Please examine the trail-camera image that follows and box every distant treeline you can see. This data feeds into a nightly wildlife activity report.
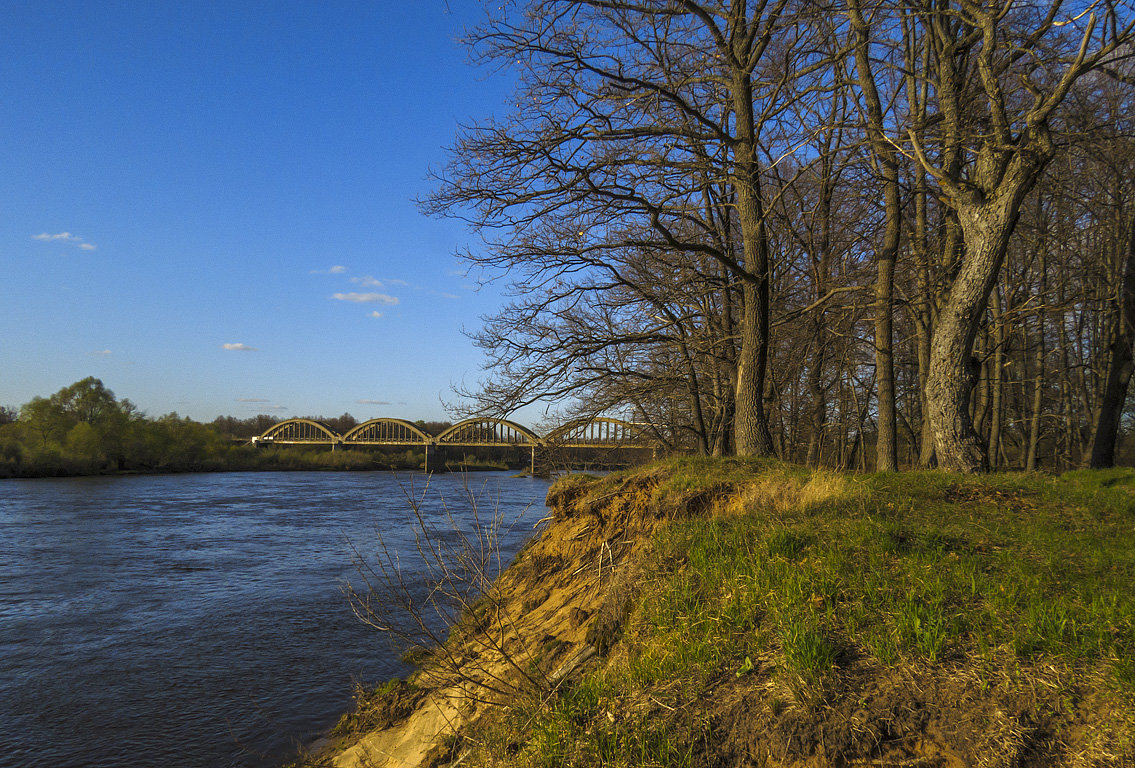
[0,377,479,479]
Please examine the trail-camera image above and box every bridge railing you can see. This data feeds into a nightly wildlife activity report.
[341,418,431,445]
[251,415,656,450]
[253,418,340,444]
[435,418,541,447]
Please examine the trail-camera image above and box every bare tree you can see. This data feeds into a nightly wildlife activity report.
[429,0,839,457]
[847,0,904,470]
[908,0,1133,471]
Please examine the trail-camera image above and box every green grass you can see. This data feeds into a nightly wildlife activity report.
[472,461,1135,766]
[511,673,703,768]
[629,466,1135,691]
[569,461,1133,698]
[549,455,811,518]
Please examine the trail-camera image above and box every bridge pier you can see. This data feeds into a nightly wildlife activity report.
[423,444,448,473]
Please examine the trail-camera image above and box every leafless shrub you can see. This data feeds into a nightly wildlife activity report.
[342,474,550,706]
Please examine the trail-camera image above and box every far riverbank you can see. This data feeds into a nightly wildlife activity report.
[0,445,528,480]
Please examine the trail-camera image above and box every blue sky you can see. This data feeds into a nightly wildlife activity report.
[0,1,528,423]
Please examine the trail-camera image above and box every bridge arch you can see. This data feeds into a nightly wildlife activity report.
[342,418,432,445]
[435,418,541,446]
[255,418,341,443]
[544,417,652,447]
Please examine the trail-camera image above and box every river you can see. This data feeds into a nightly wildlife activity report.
[0,470,552,768]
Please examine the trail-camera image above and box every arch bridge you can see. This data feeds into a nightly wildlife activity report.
[250,416,654,472]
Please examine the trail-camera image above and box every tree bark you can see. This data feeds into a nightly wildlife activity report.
[730,60,776,457]
[806,346,827,466]
[1022,236,1049,470]
[734,276,775,455]
[1026,301,1046,471]
[872,171,900,471]
[926,167,1036,472]
[913,193,937,468]
[912,0,1126,472]
[988,289,1005,468]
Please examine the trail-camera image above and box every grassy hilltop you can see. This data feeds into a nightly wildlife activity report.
[318,459,1135,768]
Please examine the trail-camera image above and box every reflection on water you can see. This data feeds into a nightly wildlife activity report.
[0,470,550,768]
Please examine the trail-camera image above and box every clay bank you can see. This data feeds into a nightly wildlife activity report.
[299,458,1135,768]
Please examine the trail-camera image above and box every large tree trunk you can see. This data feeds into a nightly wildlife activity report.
[1087,214,1135,467]
[909,0,1122,471]
[730,65,776,457]
[734,278,775,456]
[927,169,1036,472]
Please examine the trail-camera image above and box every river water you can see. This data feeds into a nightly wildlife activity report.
[0,470,552,768]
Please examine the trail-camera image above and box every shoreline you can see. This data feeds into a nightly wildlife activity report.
[299,459,1135,768]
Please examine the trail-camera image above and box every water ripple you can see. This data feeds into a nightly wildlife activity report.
[0,470,550,768]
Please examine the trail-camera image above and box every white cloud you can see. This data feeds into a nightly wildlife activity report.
[310,265,348,274]
[332,292,399,305]
[387,278,411,287]
[89,349,112,357]
[435,292,460,300]
[33,232,97,250]
[351,275,383,288]
[369,311,384,318]
[222,343,258,351]
[356,398,392,405]
[264,404,290,412]
[236,397,269,403]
